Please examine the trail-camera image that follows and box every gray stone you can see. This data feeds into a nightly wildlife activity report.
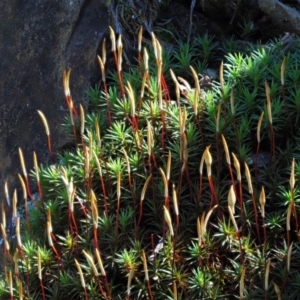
[258,0,300,34]
[0,0,109,199]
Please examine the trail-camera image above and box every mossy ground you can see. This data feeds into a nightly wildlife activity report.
[2,2,300,299]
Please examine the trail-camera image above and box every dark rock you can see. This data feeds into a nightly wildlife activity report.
[0,0,109,200]
[258,0,300,35]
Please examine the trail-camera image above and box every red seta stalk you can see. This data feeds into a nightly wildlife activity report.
[250,192,261,245]
[208,176,219,209]
[40,279,46,300]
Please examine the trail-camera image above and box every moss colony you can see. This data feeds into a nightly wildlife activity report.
[2,27,300,299]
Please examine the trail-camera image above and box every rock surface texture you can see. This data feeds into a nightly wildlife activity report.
[258,0,300,34]
[0,0,109,197]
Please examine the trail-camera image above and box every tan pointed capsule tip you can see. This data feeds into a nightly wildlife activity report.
[179,107,187,134]
[127,268,135,296]
[265,81,272,124]
[200,211,206,235]
[147,120,154,156]
[181,133,188,164]
[79,104,85,135]
[93,150,103,178]
[33,152,40,182]
[8,270,13,295]
[204,147,212,177]
[63,69,71,97]
[232,153,241,181]
[12,189,18,219]
[143,47,149,71]
[228,185,236,215]
[18,281,24,297]
[37,110,50,136]
[95,119,101,148]
[259,186,266,218]
[141,174,152,201]
[18,173,27,200]
[178,77,192,91]
[221,134,231,165]
[126,82,135,118]
[91,193,98,229]
[97,55,105,81]
[122,147,131,174]
[117,34,123,51]
[204,145,212,166]
[159,168,168,198]
[69,188,75,213]
[82,250,99,276]
[47,208,52,227]
[197,216,202,246]
[173,188,179,217]
[219,61,224,91]
[265,259,271,291]
[37,248,42,280]
[244,162,253,194]
[163,205,174,236]
[69,97,75,126]
[13,248,19,263]
[138,26,143,52]
[203,205,218,234]
[287,242,293,272]
[118,48,123,72]
[15,217,22,248]
[2,203,6,229]
[170,69,178,84]
[60,172,69,189]
[1,223,9,250]
[102,38,106,65]
[74,259,86,288]
[151,32,157,59]
[140,74,147,100]
[190,65,200,94]
[273,281,281,295]
[265,81,270,96]
[290,158,295,191]
[4,181,10,207]
[257,111,264,143]
[166,150,172,181]
[47,221,53,247]
[141,250,149,281]
[117,171,121,200]
[199,150,206,175]
[18,148,27,178]
[108,26,116,52]
[189,66,200,115]
[97,55,104,69]
[95,248,106,276]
